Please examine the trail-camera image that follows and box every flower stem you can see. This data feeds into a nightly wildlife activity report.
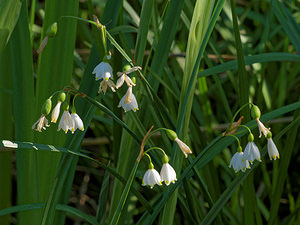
[143,147,166,156]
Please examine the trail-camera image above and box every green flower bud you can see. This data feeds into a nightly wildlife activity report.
[57,91,66,102]
[267,131,272,139]
[166,129,178,141]
[41,98,52,115]
[248,133,254,142]
[162,154,169,164]
[149,162,154,170]
[62,101,69,111]
[237,145,243,153]
[123,64,131,72]
[46,22,58,38]
[251,105,261,119]
[131,76,136,84]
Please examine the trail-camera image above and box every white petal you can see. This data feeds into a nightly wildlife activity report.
[124,75,136,87]
[51,101,62,123]
[116,74,125,89]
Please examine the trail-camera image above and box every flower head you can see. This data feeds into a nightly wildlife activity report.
[267,132,280,160]
[32,98,52,132]
[70,113,84,133]
[58,110,73,133]
[116,74,136,89]
[256,119,270,138]
[118,86,139,112]
[229,151,250,173]
[142,163,162,189]
[160,163,177,185]
[51,101,62,123]
[32,114,50,132]
[174,138,192,158]
[99,80,116,94]
[92,62,113,81]
[243,133,261,164]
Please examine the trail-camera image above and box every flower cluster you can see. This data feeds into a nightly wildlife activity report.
[92,57,140,113]
[32,91,84,134]
[142,154,177,189]
[228,105,280,173]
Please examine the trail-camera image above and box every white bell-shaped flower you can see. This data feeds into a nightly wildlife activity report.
[229,151,250,173]
[267,132,280,160]
[118,86,139,112]
[160,163,177,185]
[58,110,73,133]
[92,62,113,81]
[51,101,62,123]
[244,142,261,164]
[142,163,162,189]
[70,113,84,133]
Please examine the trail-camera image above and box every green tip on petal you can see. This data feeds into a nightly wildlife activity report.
[105,77,109,81]
[166,181,169,184]
[242,158,245,162]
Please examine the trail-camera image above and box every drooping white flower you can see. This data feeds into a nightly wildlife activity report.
[256,119,270,138]
[70,113,84,133]
[99,80,116,94]
[142,166,162,189]
[58,110,73,133]
[32,114,50,132]
[160,163,177,185]
[51,101,62,123]
[51,92,66,123]
[267,133,280,160]
[92,62,113,81]
[116,74,136,89]
[229,152,250,173]
[118,87,139,112]
[174,138,192,158]
[244,142,261,164]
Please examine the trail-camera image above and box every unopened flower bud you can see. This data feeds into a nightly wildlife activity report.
[248,133,254,142]
[251,105,261,119]
[57,91,66,102]
[41,98,52,115]
[166,129,177,141]
[131,76,136,84]
[46,22,58,38]
[123,64,131,72]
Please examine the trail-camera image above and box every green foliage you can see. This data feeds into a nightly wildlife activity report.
[0,0,299,225]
